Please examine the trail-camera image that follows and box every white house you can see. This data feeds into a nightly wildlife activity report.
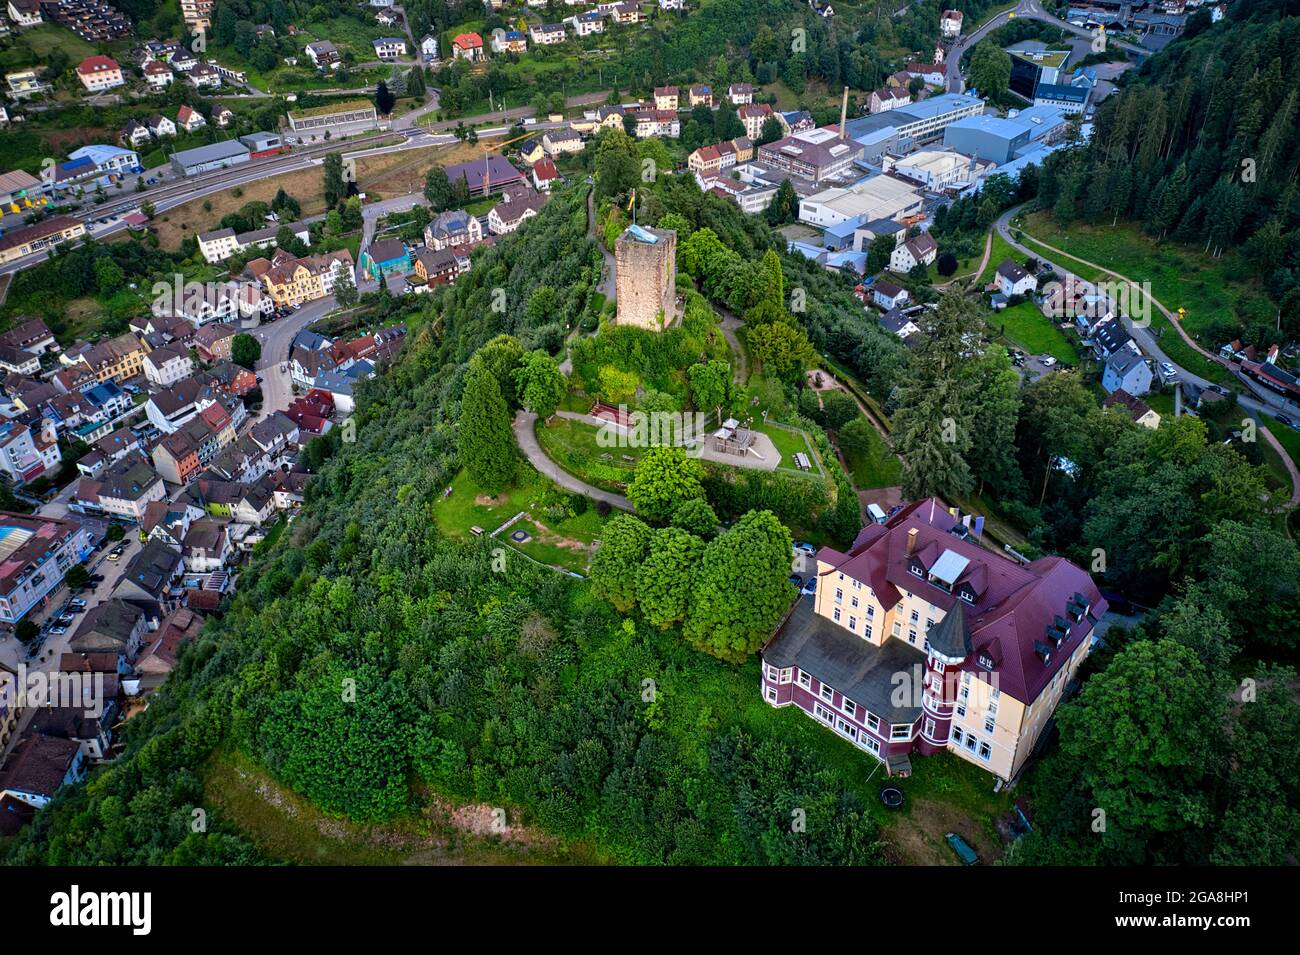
[143,60,173,88]
[530,23,567,45]
[142,343,196,387]
[890,233,938,273]
[940,9,963,39]
[995,260,1037,298]
[871,281,910,310]
[372,37,407,60]
[420,34,439,63]
[177,105,206,133]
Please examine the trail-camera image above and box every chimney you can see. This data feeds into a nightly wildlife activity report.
[839,85,849,140]
[906,527,918,555]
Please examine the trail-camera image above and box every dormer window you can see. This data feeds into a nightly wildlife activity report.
[978,653,994,670]
[1034,640,1052,665]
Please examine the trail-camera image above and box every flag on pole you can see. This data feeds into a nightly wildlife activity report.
[627,189,636,212]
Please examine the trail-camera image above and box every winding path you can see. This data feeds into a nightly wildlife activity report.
[513,410,634,511]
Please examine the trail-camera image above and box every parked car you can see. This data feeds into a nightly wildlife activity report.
[69,598,87,609]
[793,541,815,555]
[57,614,75,625]
[800,578,817,597]
[1159,362,1177,380]
[106,551,122,561]
[1039,355,1057,367]
[48,626,67,636]
[1208,384,1230,396]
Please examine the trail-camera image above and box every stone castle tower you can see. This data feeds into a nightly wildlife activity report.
[614,224,677,331]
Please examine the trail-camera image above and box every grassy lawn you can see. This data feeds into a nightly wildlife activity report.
[843,425,902,490]
[0,25,100,71]
[433,466,609,573]
[991,301,1080,364]
[978,230,1022,285]
[757,421,823,477]
[535,417,638,492]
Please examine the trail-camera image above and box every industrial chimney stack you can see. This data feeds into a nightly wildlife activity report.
[839,86,849,140]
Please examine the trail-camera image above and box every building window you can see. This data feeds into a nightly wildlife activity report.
[952,727,964,745]
[862,735,881,755]
[848,616,857,632]
[866,606,874,618]
[978,742,992,762]
[924,718,935,738]
[766,687,777,702]
[780,668,793,685]
[814,703,834,725]
[925,618,934,631]
[836,719,859,741]
[864,625,872,639]
[835,588,843,603]
[890,724,911,741]
[833,608,842,623]
[910,609,919,623]
[984,718,995,734]
[851,596,859,609]
[820,684,834,703]
[842,699,856,718]
[866,713,879,731]
[798,672,811,689]
[908,630,917,645]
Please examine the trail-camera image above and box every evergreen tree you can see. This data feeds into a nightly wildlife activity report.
[458,360,517,491]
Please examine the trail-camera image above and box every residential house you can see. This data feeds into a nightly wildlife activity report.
[304,41,341,69]
[255,248,355,307]
[75,454,165,520]
[688,84,713,107]
[6,68,50,100]
[6,0,42,27]
[177,105,206,133]
[996,259,1037,298]
[571,11,603,36]
[878,307,921,340]
[76,55,125,92]
[193,324,237,362]
[143,59,173,88]
[1102,347,1153,396]
[113,539,185,610]
[410,246,459,288]
[487,189,546,235]
[0,735,85,810]
[890,233,938,273]
[0,418,60,485]
[373,37,407,60]
[728,83,754,105]
[530,22,566,45]
[940,8,963,39]
[761,497,1105,782]
[452,32,484,61]
[871,280,909,310]
[186,62,221,89]
[542,129,583,157]
[69,599,149,660]
[424,209,483,250]
[121,120,151,149]
[738,103,782,140]
[654,86,679,110]
[491,30,527,54]
[146,113,177,138]
[1102,389,1160,429]
[420,34,439,63]
[183,518,231,573]
[611,0,639,22]
[532,156,560,191]
[869,86,910,113]
[133,607,204,693]
[634,109,680,139]
[0,513,92,624]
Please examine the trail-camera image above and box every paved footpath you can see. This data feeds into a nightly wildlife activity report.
[513,410,634,511]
